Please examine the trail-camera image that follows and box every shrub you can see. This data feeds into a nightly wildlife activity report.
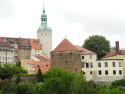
[111,79,125,86]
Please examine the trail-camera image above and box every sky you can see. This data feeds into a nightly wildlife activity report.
[0,0,125,49]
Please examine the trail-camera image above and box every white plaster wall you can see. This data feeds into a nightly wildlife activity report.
[0,51,14,66]
[96,60,123,76]
[37,30,52,59]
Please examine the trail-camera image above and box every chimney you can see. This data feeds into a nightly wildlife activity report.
[116,41,119,55]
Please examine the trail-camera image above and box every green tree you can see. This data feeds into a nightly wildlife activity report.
[0,64,27,80]
[43,68,79,94]
[83,35,110,59]
[36,67,43,83]
[15,75,21,84]
[16,61,21,67]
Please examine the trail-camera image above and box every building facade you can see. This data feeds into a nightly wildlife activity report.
[21,55,51,74]
[0,42,14,66]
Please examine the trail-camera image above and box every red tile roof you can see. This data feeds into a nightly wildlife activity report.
[34,55,49,61]
[75,45,95,54]
[52,39,79,52]
[103,50,125,58]
[23,59,35,64]
[30,39,41,50]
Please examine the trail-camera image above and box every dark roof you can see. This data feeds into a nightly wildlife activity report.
[0,37,31,47]
[19,38,30,47]
[0,42,13,47]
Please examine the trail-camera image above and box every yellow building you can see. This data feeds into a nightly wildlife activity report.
[102,41,125,77]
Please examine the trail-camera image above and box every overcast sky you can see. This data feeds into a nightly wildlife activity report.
[0,0,125,49]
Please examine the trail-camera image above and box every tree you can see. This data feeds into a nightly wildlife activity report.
[36,67,43,83]
[0,64,27,80]
[83,35,110,59]
[43,68,77,94]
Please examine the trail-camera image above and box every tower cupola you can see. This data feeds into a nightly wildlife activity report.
[41,6,47,26]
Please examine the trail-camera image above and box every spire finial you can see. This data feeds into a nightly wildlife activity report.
[43,1,45,13]
[65,33,66,39]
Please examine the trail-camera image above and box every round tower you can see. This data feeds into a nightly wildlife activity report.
[37,5,52,58]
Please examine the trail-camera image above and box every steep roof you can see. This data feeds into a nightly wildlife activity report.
[103,50,125,58]
[75,45,95,54]
[34,55,49,61]
[52,39,79,52]
[30,39,41,50]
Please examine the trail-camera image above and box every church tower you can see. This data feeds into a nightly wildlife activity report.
[37,5,52,58]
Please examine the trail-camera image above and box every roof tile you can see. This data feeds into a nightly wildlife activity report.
[30,39,41,50]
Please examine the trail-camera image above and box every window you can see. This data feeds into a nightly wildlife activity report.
[59,53,62,56]
[90,71,92,75]
[98,70,102,75]
[112,62,115,67]
[119,70,122,75]
[46,65,48,67]
[65,61,67,64]
[90,63,93,68]
[82,63,85,68]
[90,55,92,59]
[98,62,101,67]
[119,62,122,67]
[86,63,89,68]
[70,53,72,56]
[105,70,108,75]
[35,50,37,52]
[75,68,77,71]
[82,56,84,59]
[113,70,116,75]
[105,62,108,67]
[37,65,39,67]
[51,54,54,57]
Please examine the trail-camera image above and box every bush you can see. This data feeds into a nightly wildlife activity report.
[1,80,16,94]
[111,79,125,86]
[0,79,9,89]
[16,82,37,94]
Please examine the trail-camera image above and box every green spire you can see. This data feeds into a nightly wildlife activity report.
[39,3,52,31]
[41,3,47,26]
